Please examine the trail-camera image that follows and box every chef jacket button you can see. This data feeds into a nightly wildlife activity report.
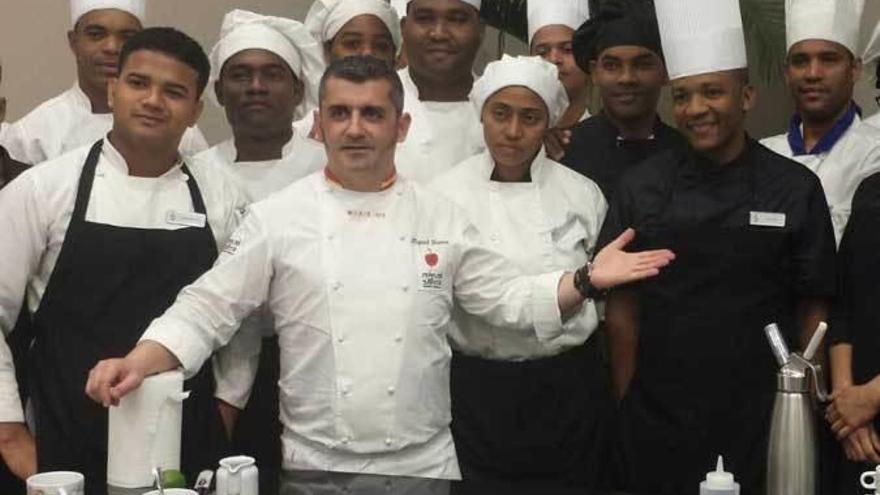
[490,234,500,243]
[342,436,350,445]
[394,335,403,343]
[331,281,342,291]
[399,236,406,242]
[387,386,395,395]
[401,285,409,292]
[327,234,335,241]
[385,437,393,446]
[337,335,345,343]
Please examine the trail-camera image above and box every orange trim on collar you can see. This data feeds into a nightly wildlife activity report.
[323,167,398,191]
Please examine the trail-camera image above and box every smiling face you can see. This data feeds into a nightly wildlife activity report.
[482,86,549,179]
[590,45,666,123]
[402,0,483,85]
[671,70,755,163]
[68,9,142,97]
[316,76,410,178]
[785,39,860,124]
[327,14,397,66]
[216,49,303,136]
[531,25,588,100]
[109,49,203,150]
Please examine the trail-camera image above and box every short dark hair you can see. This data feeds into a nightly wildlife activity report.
[319,56,404,114]
[118,27,210,98]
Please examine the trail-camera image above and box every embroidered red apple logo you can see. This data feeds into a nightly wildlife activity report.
[425,251,439,268]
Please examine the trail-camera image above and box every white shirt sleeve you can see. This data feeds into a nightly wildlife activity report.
[452,223,566,343]
[140,208,273,378]
[0,119,44,165]
[212,311,264,409]
[0,171,49,421]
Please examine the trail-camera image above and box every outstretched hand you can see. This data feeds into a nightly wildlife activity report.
[590,228,675,290]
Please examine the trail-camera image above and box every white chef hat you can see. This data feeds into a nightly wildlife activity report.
[70,0,145,26]
[865,22,880,65]
[209,9,326,120]
[470,55,570,127]
[406,0,481,11]
[391,0,408,17]
[655,0,747,81]
[527,0,590,45]
[305,0,401,54]
[785,0,864,56]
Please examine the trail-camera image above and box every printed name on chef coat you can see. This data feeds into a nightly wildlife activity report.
[166,210,207,228]
[750,211,786,228]
[413,237,450,291]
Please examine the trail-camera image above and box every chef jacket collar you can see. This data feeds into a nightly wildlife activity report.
[479,147,548,185]
[323,166,397,191]
[787,102,860,156]
[101,135,184,179]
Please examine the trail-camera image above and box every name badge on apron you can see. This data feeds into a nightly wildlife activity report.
[166,210,207,228]
[749,211,786,228]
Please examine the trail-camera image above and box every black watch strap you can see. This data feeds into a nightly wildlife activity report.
[573,262,607,300]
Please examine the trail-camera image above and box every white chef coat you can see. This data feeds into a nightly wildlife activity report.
[0,83,209,165]
[194,131,326,408]
[430,150,606,360]
[864,111,880,129]
[394,68,485,184]
[0,137,246,422]
[140,171,566,478]
[192,132,326,203]
[761,114,880,245]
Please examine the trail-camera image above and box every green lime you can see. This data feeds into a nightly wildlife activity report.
[161,469,187,489]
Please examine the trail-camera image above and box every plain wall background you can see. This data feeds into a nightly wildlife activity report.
[1,0,878,146]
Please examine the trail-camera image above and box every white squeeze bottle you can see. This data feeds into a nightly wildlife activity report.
[700,456,740,495]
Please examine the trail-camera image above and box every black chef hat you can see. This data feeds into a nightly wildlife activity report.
[572,0,664,73]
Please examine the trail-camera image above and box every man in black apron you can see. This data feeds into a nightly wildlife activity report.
[599,1,837,493]
[0,28,242,494]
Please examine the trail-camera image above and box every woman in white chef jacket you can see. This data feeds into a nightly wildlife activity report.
[431,56,611,487]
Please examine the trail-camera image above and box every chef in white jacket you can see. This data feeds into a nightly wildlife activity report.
[528,0,592,128]
[297,0,402,137]
[431,55,610,487]
[761,0,880,245]
[0,0,208,165]
[84,55,675,481]
[193,10,328,491]
[0,28,244,492]
[395,0,486,184]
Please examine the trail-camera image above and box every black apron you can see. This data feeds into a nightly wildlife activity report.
[450,338,613,488]
[615,163,796,495]
[28,141,228,494]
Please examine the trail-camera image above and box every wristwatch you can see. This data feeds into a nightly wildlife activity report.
[573,261,607,300]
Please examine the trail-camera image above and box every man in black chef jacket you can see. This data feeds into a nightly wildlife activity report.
[0,28,243,494]
[599,0,836,493]
[561,0,685,201]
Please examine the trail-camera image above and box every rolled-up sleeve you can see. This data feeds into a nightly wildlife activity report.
[452,223,565,343]
[140,208,273,378]
[0,171,47,421]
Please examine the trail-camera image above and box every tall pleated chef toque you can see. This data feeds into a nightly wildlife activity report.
[785,0,864,56]
[654,0,748,80]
